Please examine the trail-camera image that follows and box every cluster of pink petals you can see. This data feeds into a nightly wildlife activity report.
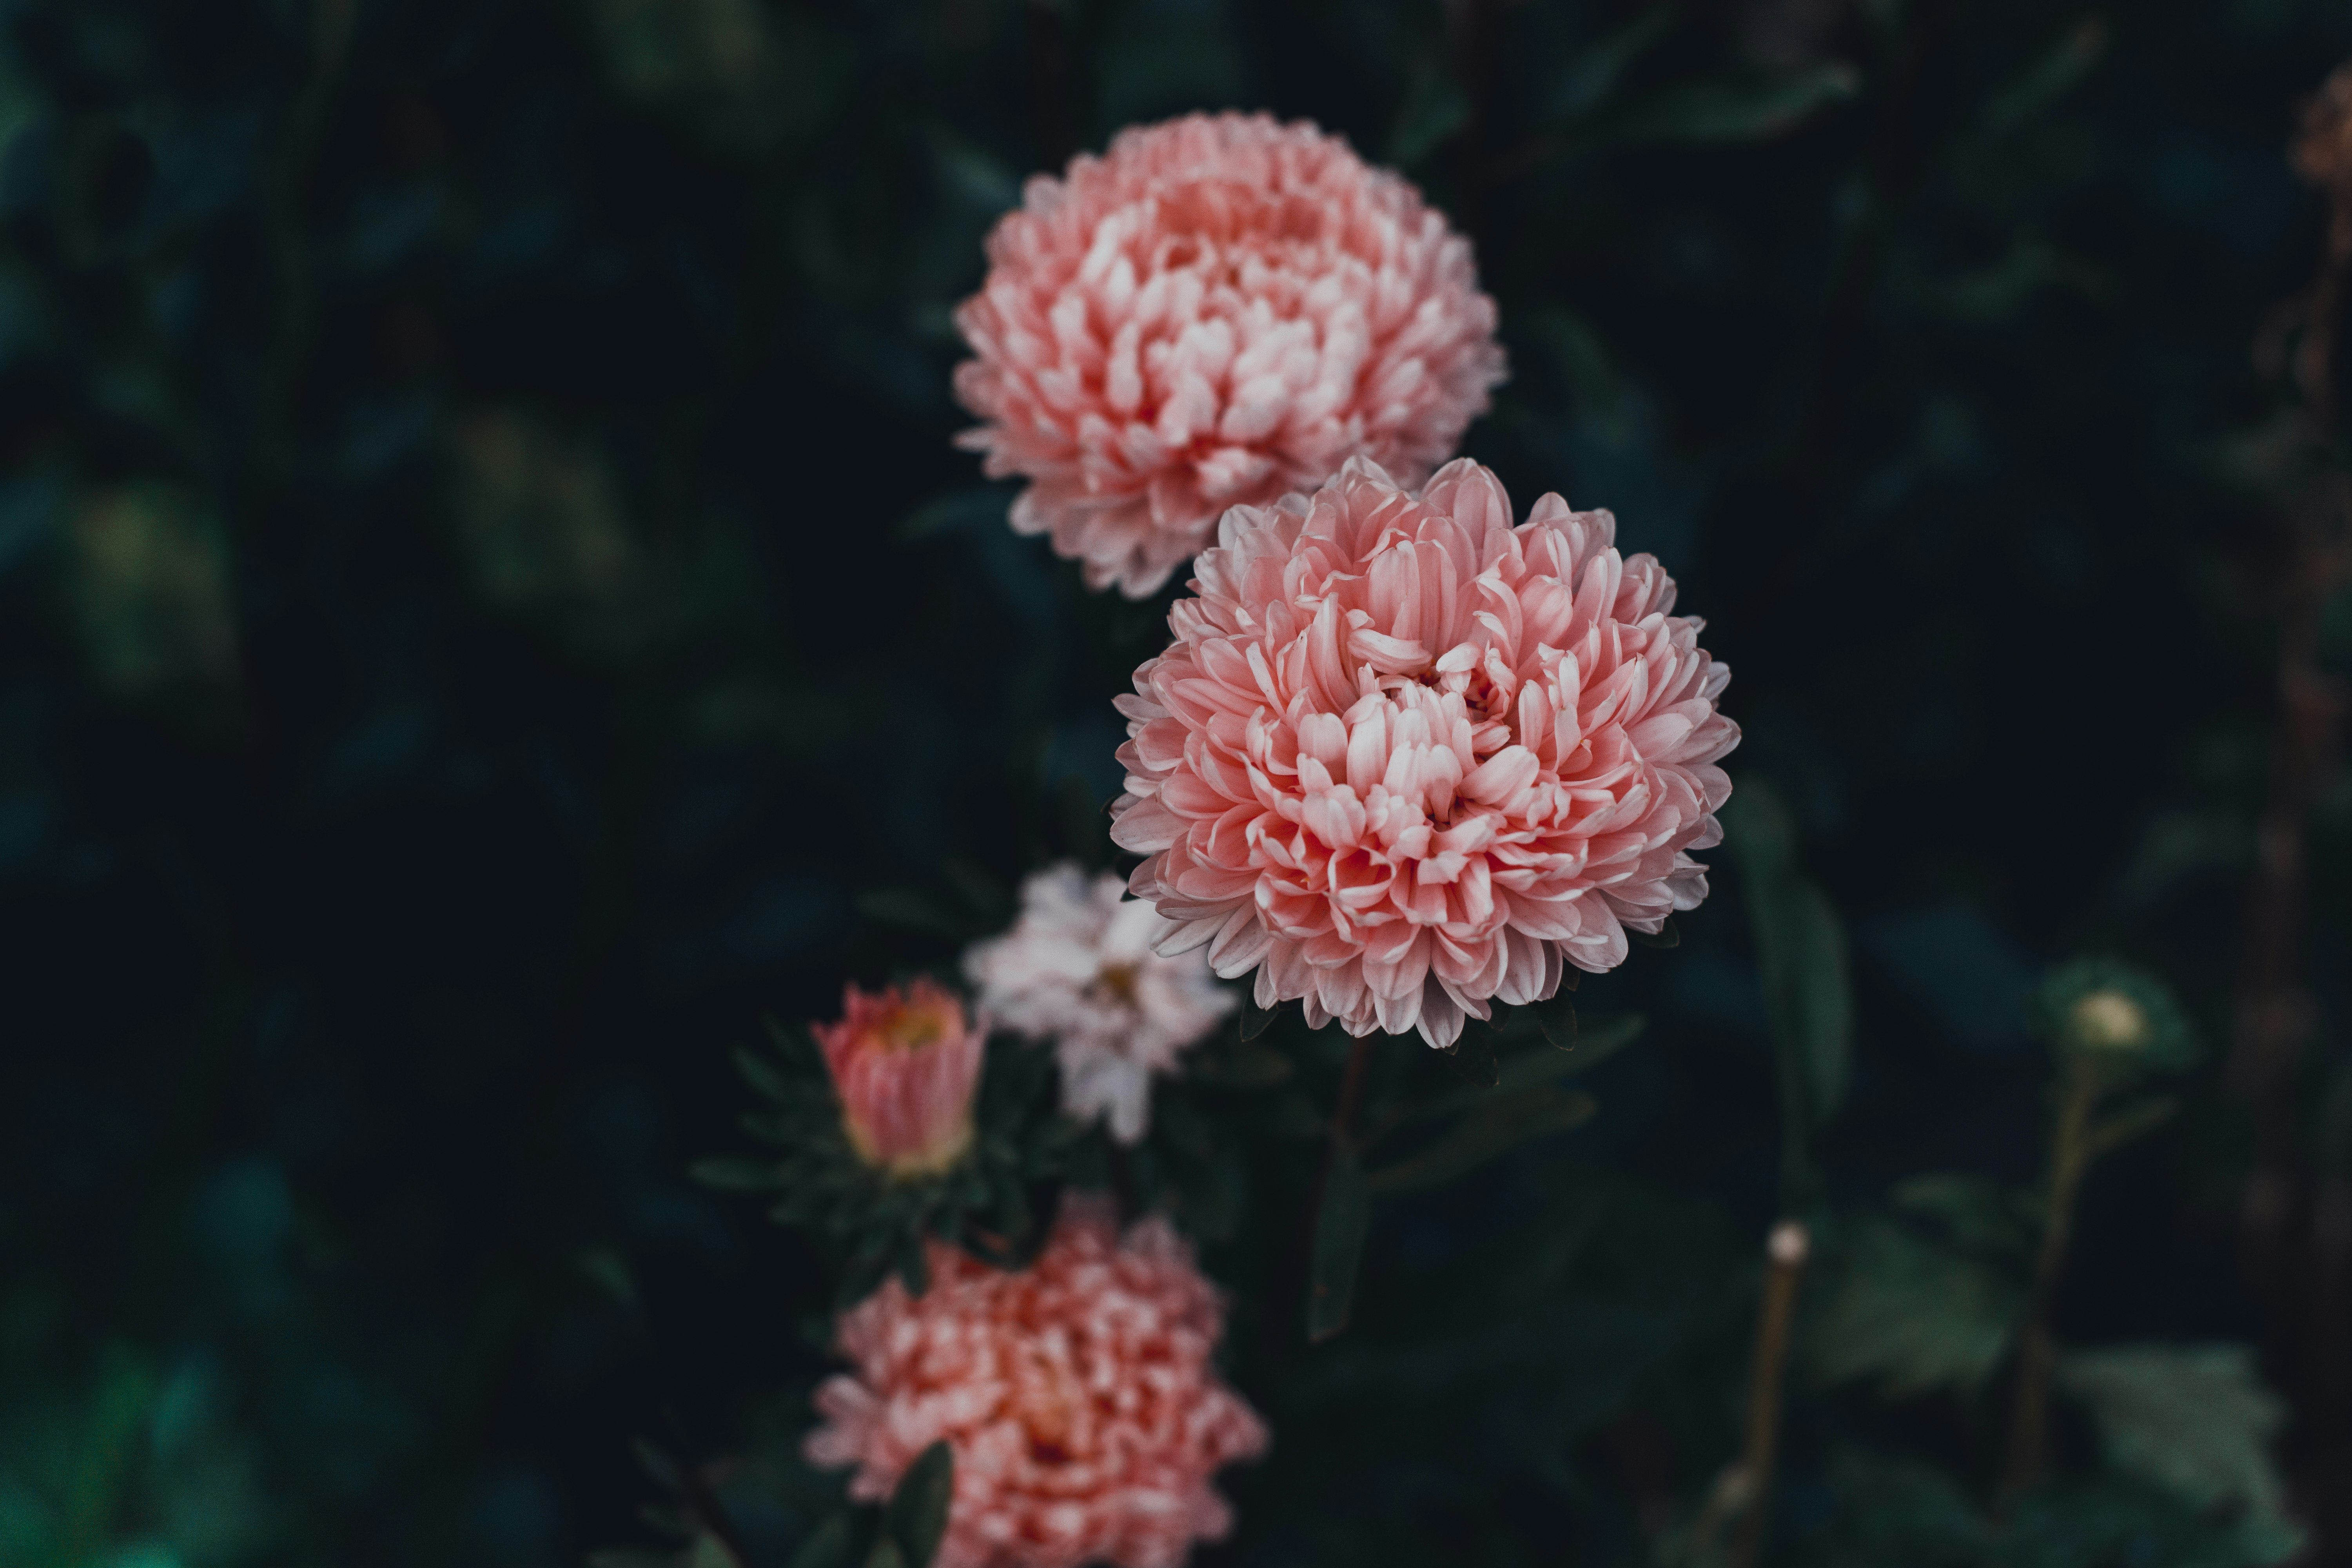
[953,111,1506,597]
[1110,457,1738,1049]
[804,1198,1268,1568]
[815,979,987,1178]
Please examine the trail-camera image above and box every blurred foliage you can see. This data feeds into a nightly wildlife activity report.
[0,0,2347,1562]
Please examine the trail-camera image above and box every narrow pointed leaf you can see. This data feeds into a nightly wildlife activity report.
[731,1045,797,1105]
[789,1515,855,1568]
[1364,1087,1596,1196]
[1239,996,1279,1042]
[1307,1142,1372,1342]
[1628,916,1681,949]
[885,1440,954,1568]
[1534,987,1579,1051]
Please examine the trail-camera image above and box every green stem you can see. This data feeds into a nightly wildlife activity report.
[1998,1053,2103,1504]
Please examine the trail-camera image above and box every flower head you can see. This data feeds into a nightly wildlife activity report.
[964,865,1237,1144]
[804,1197,1269,1568]
[2034,958,2196,1074]
[1110,457,1737,1049]
[953,111,1507,598]
[815,979,987,1178]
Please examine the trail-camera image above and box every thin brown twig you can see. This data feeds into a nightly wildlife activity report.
[1998,1054,2104,1506]
[1726,1220,1811,1568]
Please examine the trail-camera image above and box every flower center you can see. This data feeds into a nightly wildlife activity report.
[1089,961,1142,1007]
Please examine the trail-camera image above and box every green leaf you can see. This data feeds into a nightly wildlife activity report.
[1627,916,1680,949]
[731,1044,797,1106]
[1726,780,1855,1201]
[896,488,1009,543]
[884,1440,953,1568]
[1607,63,1860,145]
[1370,1015,1642,1138]
[1976,17,2108,134]
[1889,1173,2034,1262]
[684,1535,743,1568]
[1238,995,1279,1042]
[1364,1087,1596,1196]
[1386,64,1470,170]
[864,1543,906,1568]
[1532,986,1579,1051]
[689,1156,783,1191]
[788,1514,856,1568]
[1306,1142,1372,1343]
[1806,1222,2024,1397]
[1543,3,1678,123]
[2056,1344,2292,1522]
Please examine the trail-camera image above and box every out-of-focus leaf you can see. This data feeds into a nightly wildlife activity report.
[1306,1143,1370,1342]
[1533,986,1579,1051]
[62,484,236,697]
[684,1535,742,1568]
[584,0,855,156]
[883,1440,952,1568]
[1606,64,1860,145]
[1978,18,2109,134]
[1814,1447,1991,1568]
[1807,1221,2023,1397]
[1628,916,1681,949]
[2056,1345,2292,1523]
[897,488,1011,543]
[1377,1015,1643,1135]
[1889,1173,2035,1260]
[1544,4,1678,123]
[1726,781,1855,1200]
[788,1514,857,1568]
[1364,1087,1595,1196]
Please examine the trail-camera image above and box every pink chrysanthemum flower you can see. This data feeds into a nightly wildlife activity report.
[804,1197,1269,1568]
[815,979,986,1179]
[953,111,1507,598]
[963,864,1236,1145]
[1109,457,1738,1049]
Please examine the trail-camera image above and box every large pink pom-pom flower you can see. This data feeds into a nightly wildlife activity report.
[1109,457,1738,1049]
[804,1198,1269,1568]
[953,111,1507,598]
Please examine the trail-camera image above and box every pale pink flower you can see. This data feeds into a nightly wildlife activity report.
[814,979,986,1178]
[804,1196,1269,1568]
[1110,457,1737,1049]
[963,864,1236,1145]
[953,111,1507,598]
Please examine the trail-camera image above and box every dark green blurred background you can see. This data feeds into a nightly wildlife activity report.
[2,0,2350,1563]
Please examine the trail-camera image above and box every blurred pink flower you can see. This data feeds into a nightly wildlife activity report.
[804,1197,1268,1568]
[953,111,1506,598]
[963,864,1236,1145]
[815,978,985,1178]
[1110,457,1737,1049]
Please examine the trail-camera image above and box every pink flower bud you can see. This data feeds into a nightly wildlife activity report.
[813,979,985,1178]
